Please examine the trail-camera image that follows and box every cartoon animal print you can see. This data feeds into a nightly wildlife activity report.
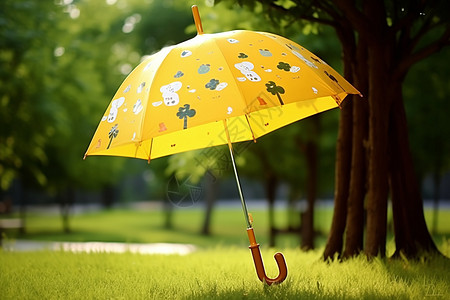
[158,122,167,132]
[181,50,192,57]
[265,81,285,105]
[205,79,219,90]
[107,97,125,123]
[259,49,272,57]
[160,81,182,106]
[174,71,184,78]
[277,62,291,71]
[198,64,210,74]
[234,62,261,82]
[176,104,196,130]
[292,51,318,69]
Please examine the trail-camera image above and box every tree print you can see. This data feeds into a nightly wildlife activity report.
[107,124,119,149]
[265,81,285,105]
[177,104,196,129]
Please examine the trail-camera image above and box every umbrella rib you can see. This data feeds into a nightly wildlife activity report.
[244,114,257,142]
[147,138,153,163]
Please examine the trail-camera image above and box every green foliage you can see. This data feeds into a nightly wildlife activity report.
[404,45,450,184]
[0,0,198,197]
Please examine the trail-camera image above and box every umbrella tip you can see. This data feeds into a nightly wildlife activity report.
[191,5,203,35]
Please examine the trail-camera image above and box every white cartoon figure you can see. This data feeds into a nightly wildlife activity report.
[292,51,318,69]
[160,81,182,106]
[107,97,125,123]
[216,82,228,91]
[133,99,143,114]
[234,62,261,82]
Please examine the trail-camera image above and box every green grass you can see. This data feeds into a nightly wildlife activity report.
[1,247,449,299]
[1,206,450,299]
[10,207,334,248]
[9,206,450,251]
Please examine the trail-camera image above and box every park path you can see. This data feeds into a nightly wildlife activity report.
[2,240,196,255]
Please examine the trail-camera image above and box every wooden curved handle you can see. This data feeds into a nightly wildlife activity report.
[247,228,288,285]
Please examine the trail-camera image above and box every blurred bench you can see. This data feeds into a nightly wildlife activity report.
[0,218,24,246]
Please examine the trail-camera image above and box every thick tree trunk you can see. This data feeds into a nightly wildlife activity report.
[365,44,391,258]
[388,83,439,258]
[343,40,369,258]
[323,99,352,260]
[323,23,359,259]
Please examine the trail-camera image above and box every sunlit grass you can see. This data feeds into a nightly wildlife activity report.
[1,246,449,299]
[1,206,449,299]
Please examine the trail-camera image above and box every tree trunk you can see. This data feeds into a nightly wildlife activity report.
[266,173,278,247]
[301,137,317,250]
[323,26,356,259]
[163,199,174,229]
[60,188,74,234]
[201,173,218,235]
[365,43,391,258]
[101,185,115,209]
[322,81,353,260]
[388,83,439,258]
[343,39,369,258]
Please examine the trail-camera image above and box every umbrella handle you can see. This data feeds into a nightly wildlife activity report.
[247,228,288,285]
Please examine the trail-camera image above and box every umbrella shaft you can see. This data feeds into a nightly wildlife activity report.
[228,146,252,229]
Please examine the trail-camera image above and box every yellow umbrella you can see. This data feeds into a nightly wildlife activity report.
[85,5,360,285]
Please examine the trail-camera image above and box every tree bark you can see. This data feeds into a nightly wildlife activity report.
[323,23,356,260]
[201,173,218,235]
[301,134,317,250]
[365,43,391,258]
[323,99,352,260]
[266,172,278,247]
[60,188,74,234]
[388,83,439,258]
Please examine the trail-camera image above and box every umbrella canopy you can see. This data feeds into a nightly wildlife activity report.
[84,20,359,162]
[84,5,360,285]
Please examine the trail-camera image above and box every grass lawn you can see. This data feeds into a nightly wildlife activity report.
[1,247,449,299]
[1,206,450,299]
